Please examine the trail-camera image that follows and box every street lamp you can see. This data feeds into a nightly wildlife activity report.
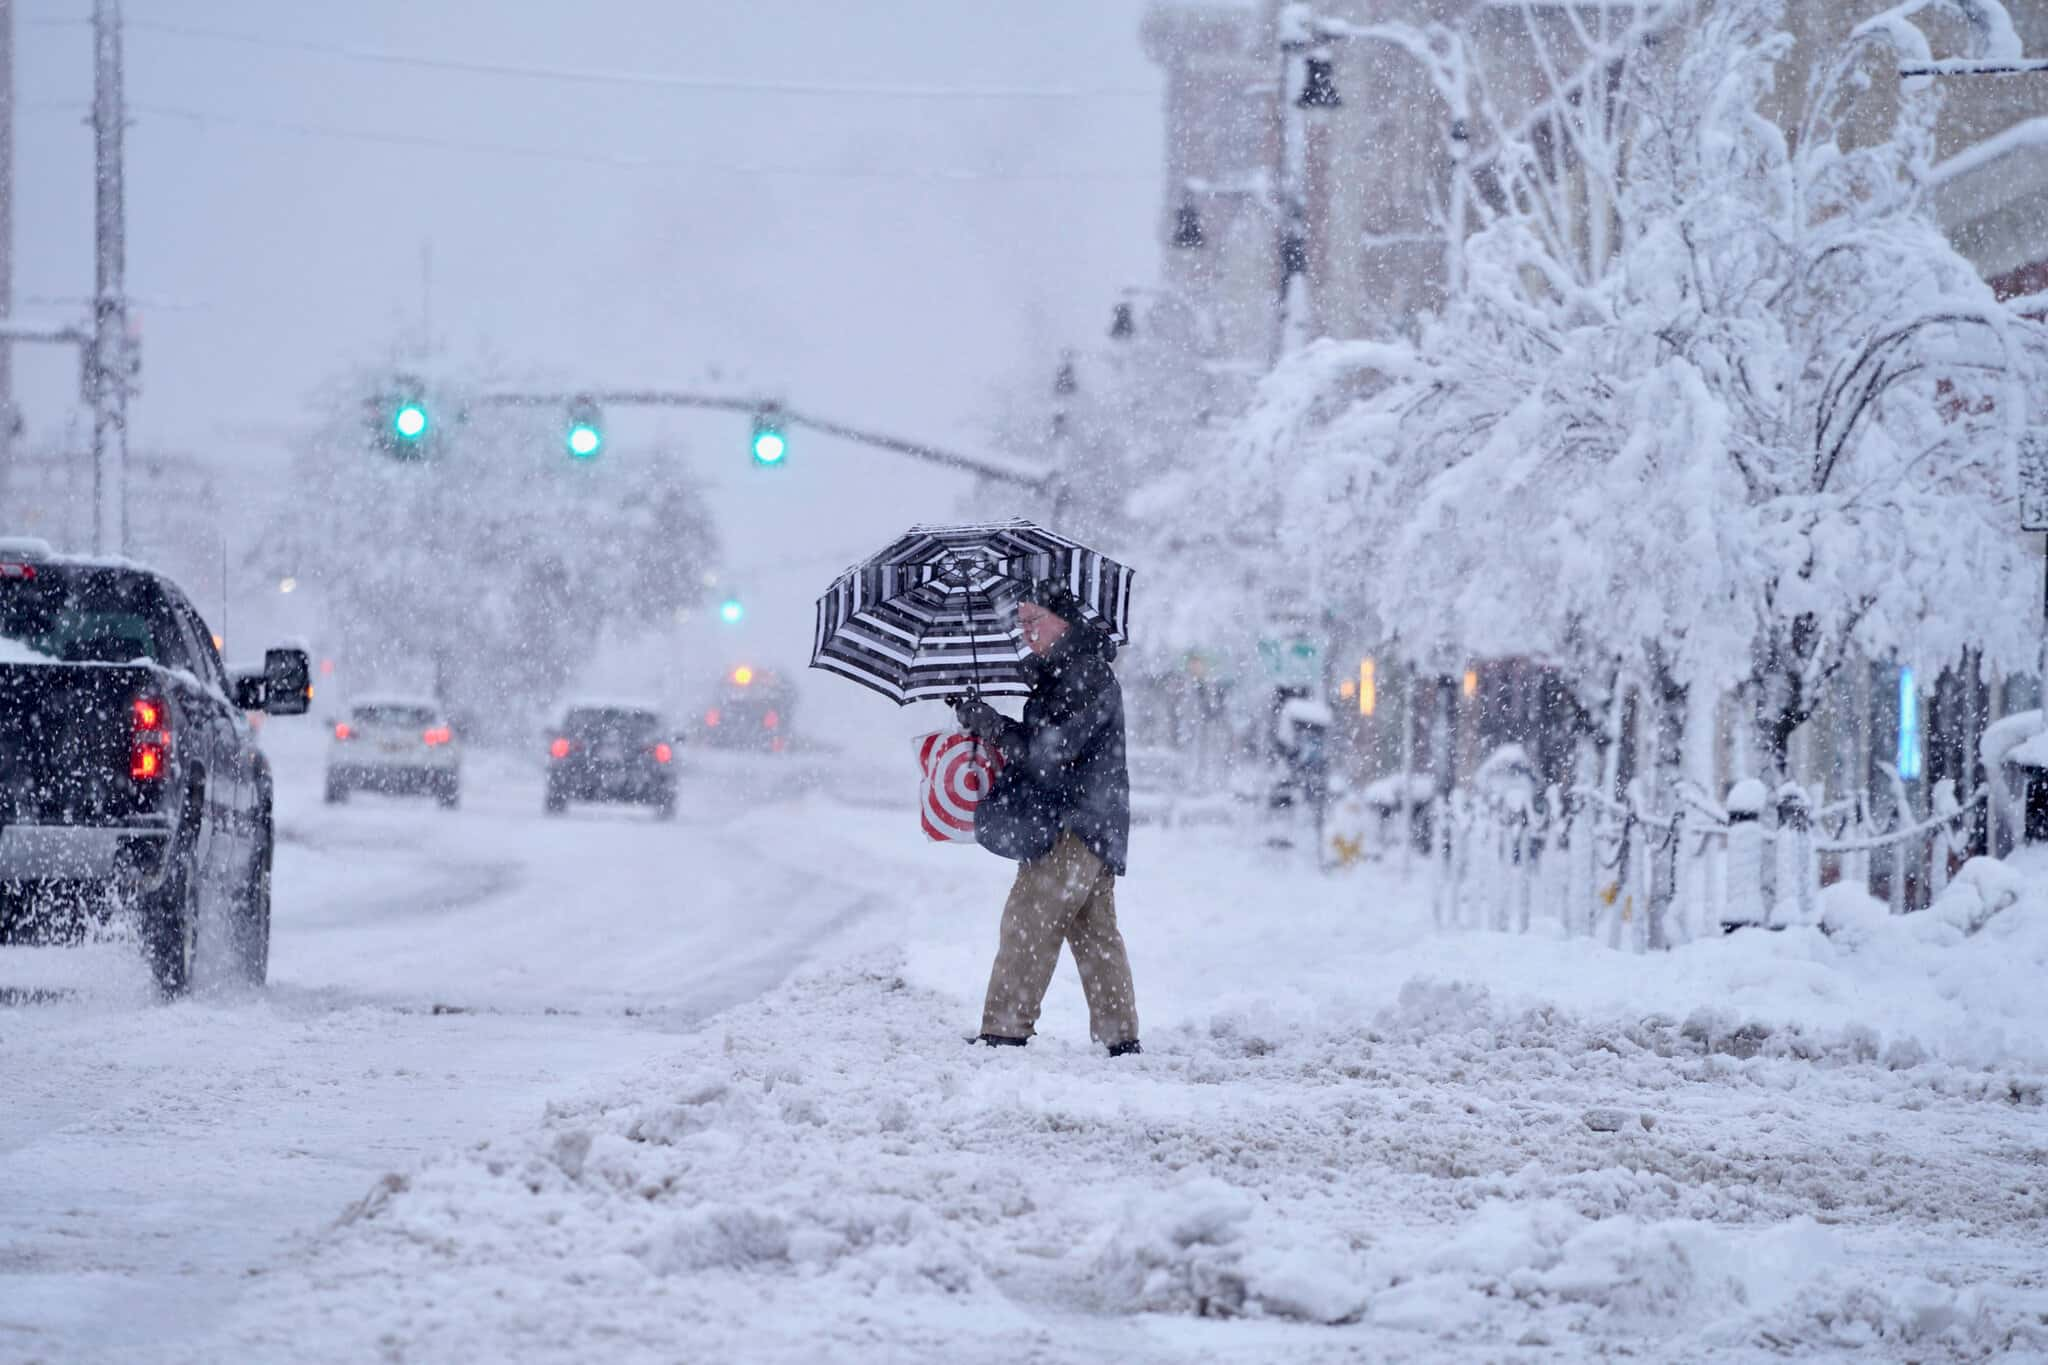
[1297,55,1342,111]
[1274,4,1342,360]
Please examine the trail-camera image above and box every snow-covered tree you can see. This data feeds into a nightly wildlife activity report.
[1214,0,2046,792]
[254,369,719,740]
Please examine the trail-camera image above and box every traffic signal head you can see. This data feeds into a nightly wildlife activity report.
[565,396,604,460]
[719,598,745,625]
[750,408,786,467]
[370,373,435,459]
[393,402,429,442]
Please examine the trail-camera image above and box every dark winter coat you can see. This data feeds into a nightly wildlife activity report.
[970,621,1130,875]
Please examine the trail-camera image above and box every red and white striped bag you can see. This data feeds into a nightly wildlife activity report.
[915,729,1004,843]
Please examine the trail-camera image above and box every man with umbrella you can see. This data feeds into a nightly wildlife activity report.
[811,520,1140,1056]
[954,579,1139,1056]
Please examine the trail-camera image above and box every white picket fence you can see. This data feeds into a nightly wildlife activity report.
[1424,777,1986,950]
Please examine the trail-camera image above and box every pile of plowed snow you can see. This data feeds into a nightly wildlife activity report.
[191,858,2048,1362]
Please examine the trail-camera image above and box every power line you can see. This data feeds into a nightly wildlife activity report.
[125,18,1155,103]
[115,101,1150,184]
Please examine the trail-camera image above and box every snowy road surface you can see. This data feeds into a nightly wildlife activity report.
[5,730,2047,1363]
[0,734,881,1363]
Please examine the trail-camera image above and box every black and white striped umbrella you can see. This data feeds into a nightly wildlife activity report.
[810,519,1134,705]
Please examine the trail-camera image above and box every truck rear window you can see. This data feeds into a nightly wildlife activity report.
[565,709,659,742]
[353,704,438,728]
[0,568,188,668]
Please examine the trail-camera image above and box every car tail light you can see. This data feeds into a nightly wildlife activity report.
[654,742,673,764]
[0,562,37,580]
[550,737,572,760]
[763,710,780,731]
[423,726,453,747]
[132,695,170,781]
[704,709,721,728]
[334,722,353,741]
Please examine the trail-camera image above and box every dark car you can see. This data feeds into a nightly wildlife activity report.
[698,665,794,753]
[0,540,310,996]
[545,703,676,817]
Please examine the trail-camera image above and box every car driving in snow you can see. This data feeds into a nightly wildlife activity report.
[545,702,676,818]
[324,697,462,807]
[0,538,311,996]
[697,665,794,753]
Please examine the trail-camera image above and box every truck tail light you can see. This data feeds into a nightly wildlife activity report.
[334,722,353,741]
[704,709,721,728]
[132,695,170,781]
[763,710,780,731]
[550,737,572,760]
[654,742,673,764]
[423,726,453,746]
[0,562,37,580]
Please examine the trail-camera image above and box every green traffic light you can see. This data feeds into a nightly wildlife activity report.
[567,423,602,459]
[751,423,786,466]
[719,598,745,625]
[393,403,429,441]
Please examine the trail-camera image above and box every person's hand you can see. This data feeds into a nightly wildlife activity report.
[954,698,1001,739]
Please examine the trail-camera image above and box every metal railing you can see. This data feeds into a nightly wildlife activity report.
[1421,776,1988,951]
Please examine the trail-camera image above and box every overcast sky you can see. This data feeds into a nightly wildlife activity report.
[12,2,1163,738]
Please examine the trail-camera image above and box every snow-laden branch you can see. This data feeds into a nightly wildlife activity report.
[1175,0,2047,766]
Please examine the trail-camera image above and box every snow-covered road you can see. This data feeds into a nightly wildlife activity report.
[5,727,2046,1363]
[0,733,881,1363]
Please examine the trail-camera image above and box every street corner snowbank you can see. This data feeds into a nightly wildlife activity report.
[198,943,2048,1363]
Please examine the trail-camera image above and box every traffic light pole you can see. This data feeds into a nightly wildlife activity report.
[474,388,1049,489]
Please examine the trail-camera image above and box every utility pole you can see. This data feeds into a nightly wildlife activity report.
[90,0,129,555]
[1,0,16,487]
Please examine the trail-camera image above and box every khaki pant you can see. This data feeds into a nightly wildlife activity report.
[981,832,1139,1045]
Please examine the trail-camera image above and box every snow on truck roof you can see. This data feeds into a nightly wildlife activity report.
[0,538,162,576]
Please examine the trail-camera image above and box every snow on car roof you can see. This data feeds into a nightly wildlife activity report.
[557,696,664,716]
[348,694,443,713]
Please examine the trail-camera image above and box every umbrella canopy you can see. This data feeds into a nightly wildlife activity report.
[810,519,1133,705]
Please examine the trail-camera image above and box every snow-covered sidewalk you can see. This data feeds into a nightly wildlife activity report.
[186,805,2048,1363]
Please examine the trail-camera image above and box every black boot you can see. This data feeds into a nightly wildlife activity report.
[973,1033,1027,1047]
[1107,1040,1142,1058]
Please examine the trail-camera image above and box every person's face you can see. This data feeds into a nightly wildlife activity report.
[1017,602,1069,657]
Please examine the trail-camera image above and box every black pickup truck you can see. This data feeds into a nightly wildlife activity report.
[0,540,310,996]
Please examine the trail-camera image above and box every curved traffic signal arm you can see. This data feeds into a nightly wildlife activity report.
[468,389,1051,489]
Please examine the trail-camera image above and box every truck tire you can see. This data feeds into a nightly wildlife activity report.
[437,774,461,810]
[227,835,272,987]
[324,773,349,804]
[544,779,568,815]
[140,848,200,999]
